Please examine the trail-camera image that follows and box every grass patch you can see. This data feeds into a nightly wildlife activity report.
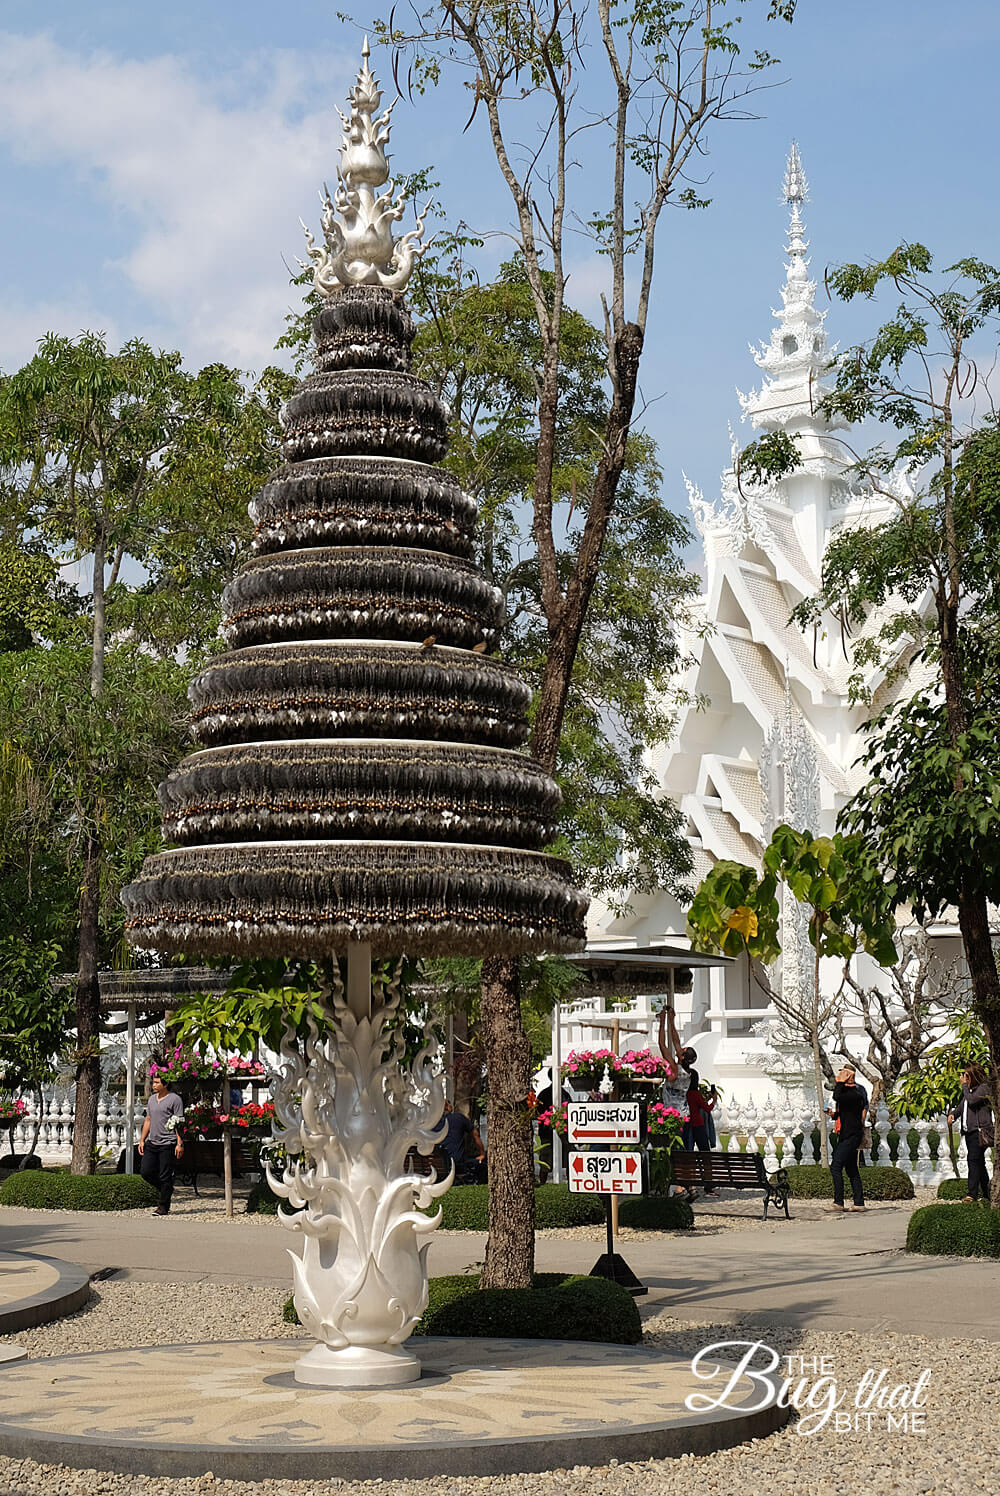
[907,1202,1000,1257]
[0,1170,158,1211]
[284,1271,642,1343]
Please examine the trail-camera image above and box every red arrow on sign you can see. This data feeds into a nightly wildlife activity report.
[572,1155,585,1173]
[626,1156,638,1175]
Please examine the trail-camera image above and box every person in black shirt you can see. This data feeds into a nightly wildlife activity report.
[826,1065,868,1212]
[440,1101,485,1182]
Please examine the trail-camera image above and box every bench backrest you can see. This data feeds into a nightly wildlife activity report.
[671,1150,767,1186]
[184,1137,258,1173]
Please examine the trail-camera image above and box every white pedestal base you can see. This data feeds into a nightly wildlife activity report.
[294,1341,422,1388]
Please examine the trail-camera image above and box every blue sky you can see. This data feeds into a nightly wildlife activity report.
[1,1,998,519]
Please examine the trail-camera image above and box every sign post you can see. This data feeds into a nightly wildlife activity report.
[566,1104,648,1296]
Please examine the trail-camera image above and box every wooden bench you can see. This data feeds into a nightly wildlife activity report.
[176,1137,260,1195]
[671,1150,790,1219]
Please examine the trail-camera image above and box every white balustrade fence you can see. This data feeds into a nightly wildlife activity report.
[716,1097,973,1187]
[3,1091,144,1163]
[3,1090,980,1189]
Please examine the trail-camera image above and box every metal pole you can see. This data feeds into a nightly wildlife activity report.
[445,1014,454,1103]
[610,1016,621,1242]
[125,1004,136,1175]
[347,942,373,1018]
[223,1076,233,1218]
[551,1000,563,1185]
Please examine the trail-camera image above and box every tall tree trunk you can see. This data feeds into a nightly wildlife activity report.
[479,324,644,1284]
[956,889,1000,1206]
[71,833,102,1175]
[479,956,535,1288]
[72,534,107,1175]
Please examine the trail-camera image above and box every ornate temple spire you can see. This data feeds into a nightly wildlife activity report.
[782,141,810,296]
[302,38,429,295]
[738,141,835,435]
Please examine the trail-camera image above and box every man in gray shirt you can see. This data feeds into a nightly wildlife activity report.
[138,1073,185,1215]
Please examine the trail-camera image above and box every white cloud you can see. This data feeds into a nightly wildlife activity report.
[0,33,366,370]
[0,297,121,372]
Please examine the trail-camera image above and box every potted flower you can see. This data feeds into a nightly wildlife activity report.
[616,1048,676,1098]
[224,1056,268,1082]
[532,1100,570,1135]
[149,1046,225,1097]
[560,1048,620,1093]
[0,1096,28,1127]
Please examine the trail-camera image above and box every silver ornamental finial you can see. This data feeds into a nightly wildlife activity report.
[301,37,428,295]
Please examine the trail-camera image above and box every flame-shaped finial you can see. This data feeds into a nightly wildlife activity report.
[301,38,429,296]
[783,141,809,207]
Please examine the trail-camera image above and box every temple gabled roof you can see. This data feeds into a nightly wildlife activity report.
[656,145,926,892]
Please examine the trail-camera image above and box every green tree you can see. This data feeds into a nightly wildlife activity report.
[687,826,896,1162]
[375,0,796,1285]
[0,332,291,1170]
[891,1012,988,1176]
[743,245,1000,1200]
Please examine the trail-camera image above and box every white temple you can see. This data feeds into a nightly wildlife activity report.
[586,146,925,1103]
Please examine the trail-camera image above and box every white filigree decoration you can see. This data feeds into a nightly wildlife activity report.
[685,430,779,555]
[267,956,449,1382]
[301,38,429,296]
[758,682,821,1009]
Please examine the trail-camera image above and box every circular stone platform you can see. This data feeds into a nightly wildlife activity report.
[0,1252,91,1334]
[0,1336,788,1480]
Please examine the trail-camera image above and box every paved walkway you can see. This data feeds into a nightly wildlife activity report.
[0,1194,994,1340]
[0,1336,787,1479]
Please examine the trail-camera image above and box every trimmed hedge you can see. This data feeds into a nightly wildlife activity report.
[784,1165,915,1201]
[907,1202,1000,1257]
[619,1195,694,1230]
[0,1170,158,1211]
[434,1183,600,1230]
[937,1178,975,1200]
[256,1180,695,1229]
[429,1183,695,1231]
[284,1271,642,1344]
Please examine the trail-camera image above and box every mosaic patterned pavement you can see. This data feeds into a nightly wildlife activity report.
[0,1336,785,1478]
[0,1255,59,1307]
[0,1253,90,1334]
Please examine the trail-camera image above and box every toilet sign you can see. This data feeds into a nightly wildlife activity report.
[566,1101,643,1147]
[568,1150,644,1195]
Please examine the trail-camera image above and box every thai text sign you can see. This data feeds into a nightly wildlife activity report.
[566,1101,643,1147]
[568,1150,644,1194]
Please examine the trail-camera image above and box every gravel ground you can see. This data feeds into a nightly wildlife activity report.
[0,1273,988,1496]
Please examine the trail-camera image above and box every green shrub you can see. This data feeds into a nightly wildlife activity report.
[431,1183,603,1230]
[619,1195,694,1230]
[284,1271,642,1344]
[267,1181,694,1229]
[246,1177,281,1215]
[907,1202,1000,1257]
[937,1177,975,1200]
[428,1183,695,1231]
[784,1165,915,1200]
[0,1170,158,1211]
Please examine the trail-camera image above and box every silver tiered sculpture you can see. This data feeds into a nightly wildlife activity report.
[123,41,586,1390]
